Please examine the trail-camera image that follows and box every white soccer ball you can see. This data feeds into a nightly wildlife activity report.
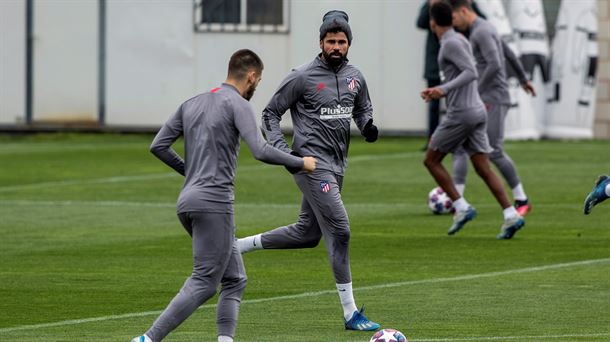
[427,186,454,214]
[370,328,408,342]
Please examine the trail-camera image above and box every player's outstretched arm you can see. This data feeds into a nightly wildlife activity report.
[501,40,536,97]
[236,100,306,171]
[150,106,185,176]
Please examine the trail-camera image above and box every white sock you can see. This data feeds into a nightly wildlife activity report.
[503,206,519,220]
[512,183,527,201]
[218,335,233,342]
[237,234,262,253]
[455,184,465,196]
[453,197,470,212]
[605,184,610,197]
[336,282,358,321]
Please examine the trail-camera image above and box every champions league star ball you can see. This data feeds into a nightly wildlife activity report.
[370,328,408,342]
[427,186,454,215]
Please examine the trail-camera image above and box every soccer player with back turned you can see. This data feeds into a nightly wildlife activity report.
[237,10,381,331]
[131,49,316,342]
[421,0,525,239]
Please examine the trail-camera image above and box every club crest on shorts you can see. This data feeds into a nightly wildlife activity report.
[346,77,357,91]
[320,181,331,193]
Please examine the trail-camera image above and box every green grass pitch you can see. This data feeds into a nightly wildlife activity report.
[0,133,609,341]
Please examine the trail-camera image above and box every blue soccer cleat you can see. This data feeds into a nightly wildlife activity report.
[496,215,525,240]
[584,175,610,215]
[130,335,152,342]
[344,305,380,331]
[447,206,477,235]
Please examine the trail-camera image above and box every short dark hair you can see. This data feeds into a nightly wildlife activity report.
[430,1,453,27]
[227,49,263,80]
[448,0,472,11]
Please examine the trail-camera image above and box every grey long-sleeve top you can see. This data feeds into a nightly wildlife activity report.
[438,29,485,115]
[150,83,303,213]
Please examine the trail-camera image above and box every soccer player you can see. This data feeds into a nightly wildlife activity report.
[131,49,316,342]
[236,10,380,331]
[449,0,535,216]
[584,175,610,214]
[416,0,489,150]
[421,0,525,239]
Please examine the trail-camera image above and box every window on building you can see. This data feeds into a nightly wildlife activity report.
[194,0,289,33]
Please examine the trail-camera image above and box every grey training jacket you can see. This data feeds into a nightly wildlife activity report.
[262,55,373,176]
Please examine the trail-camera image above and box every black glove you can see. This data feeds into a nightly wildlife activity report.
[285,151,303,174]
[362,119,378,143]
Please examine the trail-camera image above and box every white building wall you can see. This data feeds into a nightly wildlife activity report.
[0,0,26,124]
[106,0,196,126]
[106,0,427,132]
[33,0,98,122]
[1,0,428,132]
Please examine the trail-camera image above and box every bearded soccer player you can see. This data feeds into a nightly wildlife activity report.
[131,49,316,342]
[237,10,380,331]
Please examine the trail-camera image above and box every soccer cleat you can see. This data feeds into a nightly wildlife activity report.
[514,199,532,216]
[496,215,525,240]
[131,335,152,342]
[344,305,380,331]
[584,175,610,215]
[447,206,477,235]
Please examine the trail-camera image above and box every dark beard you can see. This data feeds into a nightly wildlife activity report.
[244,84,256,101]
[323,51,346,68]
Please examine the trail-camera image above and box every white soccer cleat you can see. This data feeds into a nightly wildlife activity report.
[447,206,477,235]
[497,215,525,240]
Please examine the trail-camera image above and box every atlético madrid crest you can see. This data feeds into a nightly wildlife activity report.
[346,77,357,91]
[320,181,331,193]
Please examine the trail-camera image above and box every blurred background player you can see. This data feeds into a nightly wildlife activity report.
[131,49,316,342]
[417,0,443,150]
[450,0,535,216]
[422,0,524,240]
[237,10,380,331]
[584,175,610,214]
[416,0,488,150]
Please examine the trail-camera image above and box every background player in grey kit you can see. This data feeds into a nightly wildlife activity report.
[131,49,316,342]
[236,10,380,331]
[421,0,524,240]
[450,0,535,216]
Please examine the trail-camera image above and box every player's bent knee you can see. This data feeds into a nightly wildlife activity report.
[302,236,322,248]
[334,228,351,244]
[184,278,218,304]
[489,151,503,161]
[221,275,247,295]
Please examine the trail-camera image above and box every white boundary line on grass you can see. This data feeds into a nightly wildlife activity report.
[0,152,418,193]
[0,257,608,334]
